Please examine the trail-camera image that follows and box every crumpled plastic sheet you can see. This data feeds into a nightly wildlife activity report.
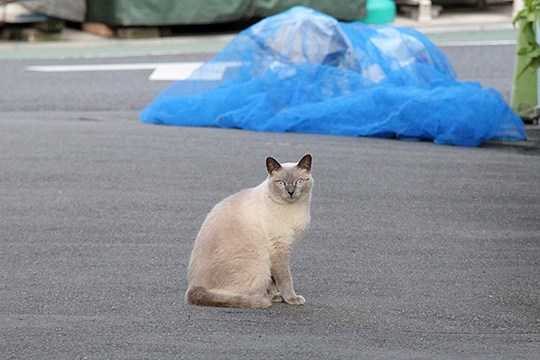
[141,6,526,146]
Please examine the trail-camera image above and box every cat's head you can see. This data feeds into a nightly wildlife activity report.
[265,154,313,204]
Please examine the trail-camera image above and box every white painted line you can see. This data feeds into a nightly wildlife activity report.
[26,62,204,81]
[148,63,202,80]
[26,61,243,81]
[26,63,171,72]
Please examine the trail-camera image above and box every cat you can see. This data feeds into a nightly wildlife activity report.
[185,154,313,308]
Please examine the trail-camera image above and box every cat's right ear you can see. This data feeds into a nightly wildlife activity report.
[266,157,281,174]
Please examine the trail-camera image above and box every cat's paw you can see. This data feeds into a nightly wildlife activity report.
[284,295,305,305]
[270,294,284,302]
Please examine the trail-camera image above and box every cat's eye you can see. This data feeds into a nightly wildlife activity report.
[276,180,286,187]
[295,179,305,185]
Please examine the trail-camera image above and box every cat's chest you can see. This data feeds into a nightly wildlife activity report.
[264,204,310,243]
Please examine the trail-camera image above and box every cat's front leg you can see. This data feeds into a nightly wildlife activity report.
[268,276,284,302]
[270,244,305,305]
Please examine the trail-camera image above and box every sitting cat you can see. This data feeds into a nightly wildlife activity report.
[185,154,313,308]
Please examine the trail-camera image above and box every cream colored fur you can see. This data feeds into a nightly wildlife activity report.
[185,154,313,308]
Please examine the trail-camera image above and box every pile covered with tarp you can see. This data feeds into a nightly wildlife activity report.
[141,6,526,146]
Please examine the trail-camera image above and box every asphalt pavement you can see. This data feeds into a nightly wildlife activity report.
[1,109,539,359]
[1,3,539,359]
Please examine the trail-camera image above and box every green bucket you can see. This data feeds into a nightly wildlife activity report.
[362,0,396,24]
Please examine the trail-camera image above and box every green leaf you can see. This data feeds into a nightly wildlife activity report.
[513,8,528,25]
[514,0,540,22]
[530,47,540,58]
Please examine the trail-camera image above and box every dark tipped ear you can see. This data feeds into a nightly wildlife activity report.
[297,154,312,172]
[266,156,281,174]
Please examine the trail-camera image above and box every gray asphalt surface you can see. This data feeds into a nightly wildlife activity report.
[1,108,539,359]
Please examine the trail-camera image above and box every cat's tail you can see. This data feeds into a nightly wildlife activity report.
[185,286,271,309]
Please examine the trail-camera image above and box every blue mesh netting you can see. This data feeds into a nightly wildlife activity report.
[140,6,526,147]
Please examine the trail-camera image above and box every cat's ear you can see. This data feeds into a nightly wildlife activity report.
[297,154,312,172]
[266,156,282,174]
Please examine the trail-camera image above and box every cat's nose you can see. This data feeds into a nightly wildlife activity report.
[286,185,295,196]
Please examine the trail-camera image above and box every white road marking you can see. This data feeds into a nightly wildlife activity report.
[26,62,204,81]
[148,63,202,80]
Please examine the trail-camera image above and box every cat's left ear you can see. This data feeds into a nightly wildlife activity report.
[297,154,312,172]
[266,156,282,174]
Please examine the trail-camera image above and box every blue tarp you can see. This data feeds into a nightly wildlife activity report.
[141,6,526,146]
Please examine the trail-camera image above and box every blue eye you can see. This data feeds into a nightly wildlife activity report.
[295,179,304,185]
[276,180,286,187]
